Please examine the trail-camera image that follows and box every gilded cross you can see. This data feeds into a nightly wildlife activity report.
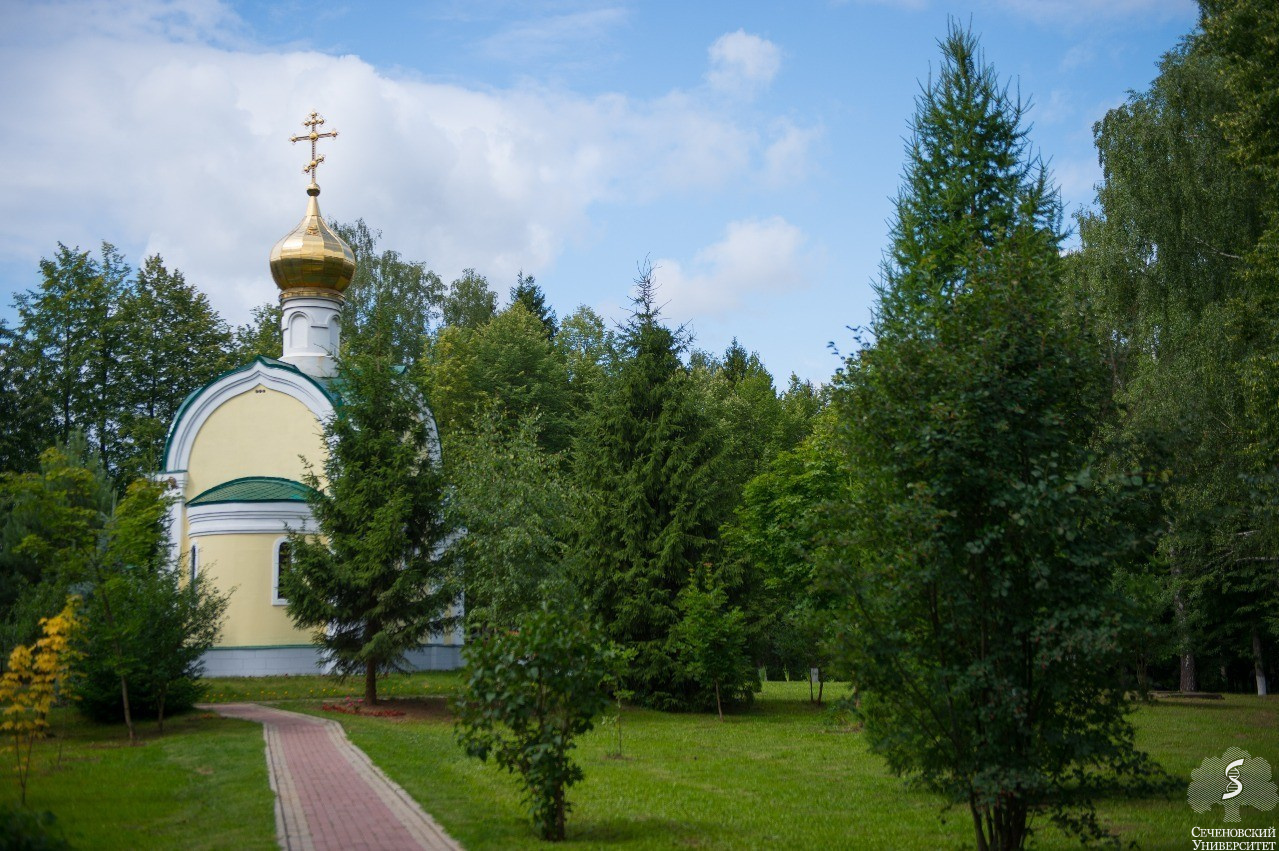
[290,111,339,184]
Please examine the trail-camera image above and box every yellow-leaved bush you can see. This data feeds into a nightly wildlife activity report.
[0,597,81,804]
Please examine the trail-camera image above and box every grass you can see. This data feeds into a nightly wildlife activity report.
[0,709,276,850]
[199,670,465,702]
[6,677,1275,849]
[288,680,1279,850]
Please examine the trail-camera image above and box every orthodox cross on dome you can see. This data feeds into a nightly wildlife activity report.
[290,111,339,186]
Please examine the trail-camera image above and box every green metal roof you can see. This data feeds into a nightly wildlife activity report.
[187,476,317,506]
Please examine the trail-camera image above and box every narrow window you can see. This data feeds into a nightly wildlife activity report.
[189,543,198,584]
[273,541,292,605]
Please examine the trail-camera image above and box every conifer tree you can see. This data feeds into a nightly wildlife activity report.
[510,272,558,340]
[825,24,1156,849]
[572,266,729,709]
[283,336,459,704]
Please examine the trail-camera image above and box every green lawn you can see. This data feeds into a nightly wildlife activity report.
[1,710,276,850]
[296,681,1279,850]
[6,679,1275,850]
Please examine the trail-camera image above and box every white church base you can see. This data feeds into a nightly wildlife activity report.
[199,644,464,678]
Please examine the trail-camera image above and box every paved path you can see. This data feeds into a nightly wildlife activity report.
[202,703,462,851]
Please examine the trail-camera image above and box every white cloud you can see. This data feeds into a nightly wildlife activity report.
[478,7,630,65]
[764,120,823,185]
[652,217,809,320]
[706,30,781,97]
[0,2,812,324]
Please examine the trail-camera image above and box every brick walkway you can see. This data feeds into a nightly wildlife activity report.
[203,703,462,851]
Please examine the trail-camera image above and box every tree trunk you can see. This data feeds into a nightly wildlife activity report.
[1253,627,1269,697]
[552,784,566,841]
[157,688,167,733]
[714,680,724,721]
[119,673,136,745]
[98,586,136,744]
[1180,652,1198,693]
[970,798,989,851]
[364,660,377,706]
[1171,556,1197,693]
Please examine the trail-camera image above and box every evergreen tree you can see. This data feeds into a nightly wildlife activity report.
[510,272,558,340]
[825,24,1157,849]
[572,266,728,709]
[282,337,459,705]
[74,478,228,731]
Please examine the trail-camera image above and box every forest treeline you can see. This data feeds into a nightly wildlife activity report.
[1,2,1275,726]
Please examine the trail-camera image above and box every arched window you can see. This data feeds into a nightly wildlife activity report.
[272,539,292,605]
[288,312,308,350]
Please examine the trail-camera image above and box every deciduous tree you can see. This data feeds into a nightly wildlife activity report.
[825,24,1157,849]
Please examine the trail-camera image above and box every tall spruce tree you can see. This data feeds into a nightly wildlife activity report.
[572,266,730,709]
[282,335,459,704]
[825,24,1156,849]
[509,272,558,340]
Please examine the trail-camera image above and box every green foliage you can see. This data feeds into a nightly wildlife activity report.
[74,479,229,728]
[826,23,1157,849]
[1075,25,1276,691]
[230,302,282,362]
[510,272,557,340]
[335,219,443,364]
[445,409,576,631]
[442,268,497,330]
[283,342,459,705]
[0,323,46,476]
[0,436,113,658]
[418,303,572,451]
[669,570,757,719]
[454,605,614,841]
[572,266,728,709]
[115,255,235,481]
[0,805,71,851]
[12,243,130,475]
[722,417,841,681]
[554,304,616,419]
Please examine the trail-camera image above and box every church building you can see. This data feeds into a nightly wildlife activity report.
[158,112,463,676]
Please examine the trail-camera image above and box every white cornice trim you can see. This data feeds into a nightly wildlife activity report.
[188,501,316,537]
[163,361,334,474]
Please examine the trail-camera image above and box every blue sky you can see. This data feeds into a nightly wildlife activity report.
[0,0,1198,383]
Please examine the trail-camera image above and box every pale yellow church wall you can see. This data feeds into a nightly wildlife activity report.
[184,385,327,500]
[182,385,327,649]
[194,534,316,648]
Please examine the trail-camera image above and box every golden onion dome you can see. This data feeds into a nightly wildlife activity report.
[268,183,356,295]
